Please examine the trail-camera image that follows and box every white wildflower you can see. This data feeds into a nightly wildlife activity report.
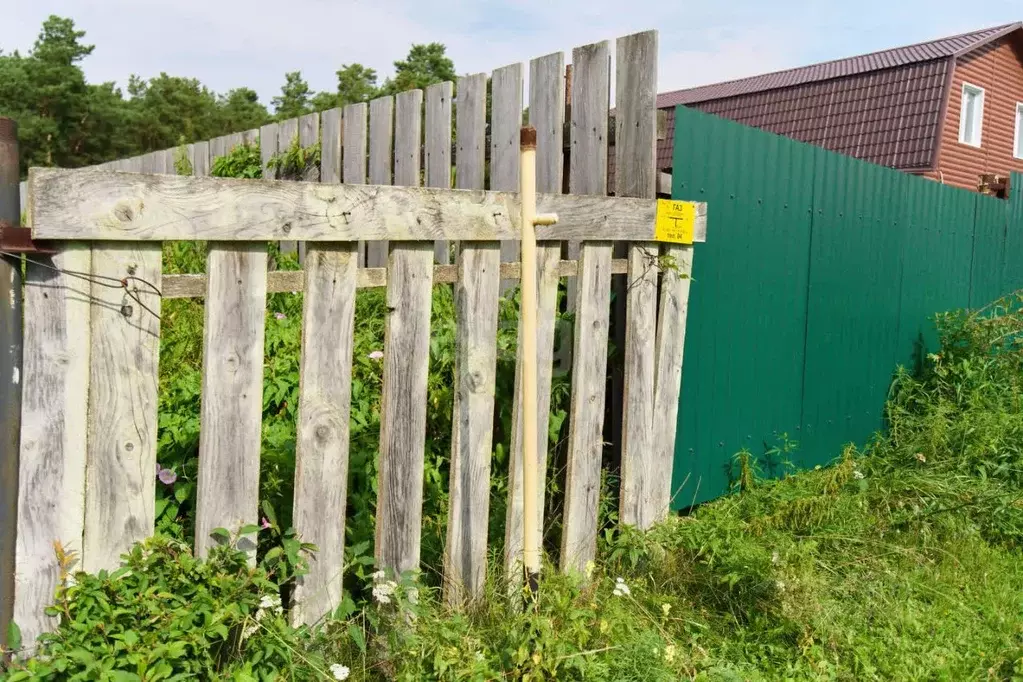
[242,621,259,640]
[370,569,386,581]
[771,551,779,564]
[259,593,282,614]
[373,580,397,604]
[661,603,672,616]
[405,586,419,605]
[329,663,351,680]
[664,644,677,662]
[853,470,865,480]
[584,560,596,580]
[474,652,484,662]
[776,580,786,592]
[612,577,631,597]
[368,350,384,361]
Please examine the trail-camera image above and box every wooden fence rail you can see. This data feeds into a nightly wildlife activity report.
[10,29,707,649]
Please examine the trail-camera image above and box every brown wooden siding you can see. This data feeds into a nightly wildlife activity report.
[934,35,1023,190]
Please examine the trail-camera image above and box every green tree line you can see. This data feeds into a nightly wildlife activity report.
[0,15,457,176]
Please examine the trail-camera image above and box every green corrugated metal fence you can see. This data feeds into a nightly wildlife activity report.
[670,106,1023,508]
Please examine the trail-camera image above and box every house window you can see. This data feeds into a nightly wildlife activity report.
[1015,102,1023,159]
[959,83,984,147]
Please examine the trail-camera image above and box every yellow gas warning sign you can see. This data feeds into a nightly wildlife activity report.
[654,199,696,244]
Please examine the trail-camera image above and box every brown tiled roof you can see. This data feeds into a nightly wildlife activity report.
[652,22,1023,173]
[658,22,1021,108]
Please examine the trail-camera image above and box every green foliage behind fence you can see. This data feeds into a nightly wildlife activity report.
[669,105,1023,508]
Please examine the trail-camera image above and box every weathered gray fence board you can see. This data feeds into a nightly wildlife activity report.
[277,118,299,257]
[161,149,175,175]
[195,244,268,558]
[651,243,693,516]
[30,168,669,243]
[425,82,453,264]
[444,71,500,603]
[299,112,320,186]
[14,245,92,651]
[192,141,210,178]
[455,74,487,191]
[491,64,523,291]
[83,244,162,573]
[297,112,321,263]
[561,39,613,576]
[504,49,566,582]
[394,91,422,187]
[210,136,227,163]
[320,108,342,184]
[291,244,358,625]
[367,96,394,268]
[342,103,369,266]
[375,89,434,577]
[260,123,279,180]
[616,31,661,529]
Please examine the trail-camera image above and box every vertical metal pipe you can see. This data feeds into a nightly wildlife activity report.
[519,126,558,596]
[0,117,22,647]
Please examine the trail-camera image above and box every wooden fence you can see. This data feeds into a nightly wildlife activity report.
[10,30,705,648]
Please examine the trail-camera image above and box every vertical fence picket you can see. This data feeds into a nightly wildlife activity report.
[455,76,486,188]
[561,39,613,575]
[376,89,434,577]
[444,73,501,604]
[299,113,320,182]
[161,148,175,174]
[342,103,368,267]
[82,245,162,573]
[15,245,92,650]
[320,108,342,185]
[505,50,565,582]
[367,96,394,268]
[260,123,279,181]
[616,31,661,528]
[292,243,357,624]
[195,244,268,558]
[291,103,353,624]
[278,119,299,258]
[491,64,523,292]
[210,135,227,165]
[297,112,321,264]
[226,132,244,155]
[651,243,694,516]
[425,82,453,264]
[192,141,210,178]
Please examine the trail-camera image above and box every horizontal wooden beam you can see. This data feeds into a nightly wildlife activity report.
[161,258,631,299]
[29,168,706,243]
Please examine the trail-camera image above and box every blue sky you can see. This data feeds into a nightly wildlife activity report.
[6,1,1021,106]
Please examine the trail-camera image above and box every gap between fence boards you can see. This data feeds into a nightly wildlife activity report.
[161,258,634,299]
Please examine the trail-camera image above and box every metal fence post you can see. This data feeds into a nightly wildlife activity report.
[0,117,22,647]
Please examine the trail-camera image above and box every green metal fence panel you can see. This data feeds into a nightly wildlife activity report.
[970,194,1009,308]
[1008,172,1023,294]
[669,106,1021,509]
[670,109,815,507]
[799,151,907,463]
[895,179,975,372]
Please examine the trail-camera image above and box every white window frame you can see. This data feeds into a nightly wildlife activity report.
[1014,102,1023,160]
[958,82,985,148]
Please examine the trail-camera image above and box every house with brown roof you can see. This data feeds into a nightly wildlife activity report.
[656,22,1023,195]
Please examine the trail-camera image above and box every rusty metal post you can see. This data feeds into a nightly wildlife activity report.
[0,117,21,647]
